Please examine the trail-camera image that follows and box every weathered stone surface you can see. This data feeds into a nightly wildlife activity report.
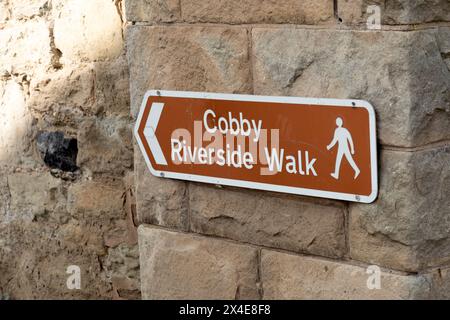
[428,267,450,299]
[0,174,10,224]
[0,80,34,166]
[349,147,450,272]
[93,55,130,116]
[126,25,251,117]
[139,225,260,299]
[10,0,50,20]
[7,172,65,223]
[135,147,188,230]
[0,220,113,299]
[181,0,333,24]
[124,0,181,23]
[53,0,123,62]
[0,19,51,75]
[438,27,450,71]
[102,243,141,300]
[0,1,10,25]
[0,0,137,300]
[261,250,431,299]
[29,55,129,118]
[252,28,450,147]
[67,179,124,218]
[29,64,95,114]
[64,177,136,258]
[77,116,133,174]
[189,183,346,259]
[338,0,450,25]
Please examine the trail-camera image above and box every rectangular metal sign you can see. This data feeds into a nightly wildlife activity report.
[135,90,378,203]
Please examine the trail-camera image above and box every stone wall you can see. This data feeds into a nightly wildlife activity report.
[0,0,139,299]
[127,1,450,299]
[1,0,449,300]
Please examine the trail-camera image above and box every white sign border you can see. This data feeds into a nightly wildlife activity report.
[134,90,378,204]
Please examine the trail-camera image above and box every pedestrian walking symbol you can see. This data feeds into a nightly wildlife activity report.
[327,117,360,180]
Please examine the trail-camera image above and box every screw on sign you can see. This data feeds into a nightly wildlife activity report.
[135,90,378,203]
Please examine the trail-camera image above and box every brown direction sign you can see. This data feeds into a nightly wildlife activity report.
[135,90,378,203]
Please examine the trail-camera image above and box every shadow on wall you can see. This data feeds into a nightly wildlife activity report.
[0,0,139,300]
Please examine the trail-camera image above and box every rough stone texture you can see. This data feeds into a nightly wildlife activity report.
[28,55,130,119]
[189,183,346,259]
[1,0,449,300]
[0,0,138,299]
[0,18,52,75]
[261,250,432,299]
[338,0,450,25]
[0,80,34,167]
[67,179,125,218]
[438,27,450,71]
[124,0,334,24]
[0,221,112,299]
[252,28,450,147]
[124,0,181,23]
[93,56,131,117]
[428,267,450,299]
[0,172,140,299]
[7,172,65,223]
[102,243,141,300]
[77,117,133,175]
[350,147,450,272]
[28,64,95,114]
[53,0,123,63]
[0,1,9,26]
[181,0,334,24]
[139,225,260,299]
[135,147,188,230]
[0,176,9,223]
[9,0,50,20]
[126,25,252,118]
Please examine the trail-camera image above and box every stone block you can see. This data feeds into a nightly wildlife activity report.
[7,172,65,222]
[77,116,133,175]
[134,147,188,230]
[67,179,125,218]
[93,55,130,116]
[0,174,10,224]
[261,249,431,299]
[0,80,34,166]
[189,183,346,259]
[349,147,450,272]
[252,28,450,147]
[124,0,181,23]
[338,0,450,25]
[126,25,251,118]
[102,243,141,300]
[0,1,10,25]
[10,0,50,20]
[29,55,130,119]
[138,225,260,299]
[181,0,333,24]
[53,0,123,62]
[0,220,113,299]
[29,64,95,114]
[0,19,52,75]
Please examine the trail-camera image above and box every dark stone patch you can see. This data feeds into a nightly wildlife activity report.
[36,131,78,172]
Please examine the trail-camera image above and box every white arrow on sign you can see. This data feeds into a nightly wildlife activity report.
[143,102,167,165]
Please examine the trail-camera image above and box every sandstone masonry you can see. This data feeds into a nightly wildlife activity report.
[1,0,449,300]
[0,0,138,299]
[127,0,450,299]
